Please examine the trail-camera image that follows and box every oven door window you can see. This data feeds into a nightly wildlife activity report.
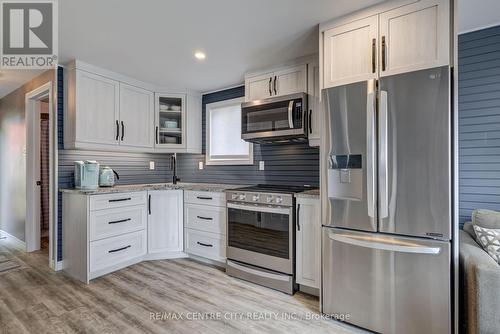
[241,99,303,134]
[228,207,290,259]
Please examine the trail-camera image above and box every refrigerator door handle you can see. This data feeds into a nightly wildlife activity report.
[327,230,441,255]
[366,80,377,219]
[379,90,389,219]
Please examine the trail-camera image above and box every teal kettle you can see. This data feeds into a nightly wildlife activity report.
[99,166,119,187]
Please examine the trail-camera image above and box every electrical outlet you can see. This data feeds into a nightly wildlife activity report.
[149,161,155,170]
[259,161,265,171]
[198,161,204,170]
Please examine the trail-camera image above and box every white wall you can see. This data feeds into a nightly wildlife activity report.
[458,0,500,34]
[0,70,54,241]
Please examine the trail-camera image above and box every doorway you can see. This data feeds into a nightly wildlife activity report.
[25,81,57,269]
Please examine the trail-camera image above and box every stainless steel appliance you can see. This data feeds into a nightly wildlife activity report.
[322,66,452,334]
[241,93,308,144]
[226,184,312,294]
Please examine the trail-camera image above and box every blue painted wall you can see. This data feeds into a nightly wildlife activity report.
[459,25,500,225]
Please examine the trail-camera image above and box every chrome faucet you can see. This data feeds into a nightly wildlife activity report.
[171,153,180,184]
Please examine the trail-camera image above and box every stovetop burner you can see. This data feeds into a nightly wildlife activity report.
[232,184,316,194]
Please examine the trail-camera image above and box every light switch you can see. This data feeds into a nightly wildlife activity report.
[259,161,265,171]
[198,161,204,170]
[149,161,155,170]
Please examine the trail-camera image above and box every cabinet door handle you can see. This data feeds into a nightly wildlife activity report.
[196,196,213,200]
[268,77,273,96]
[381,36,386,71]
[371,38,376,73]
[308,109,312,134]
[115,120,119,141]
[197,242,213,247]
[197,215,213,221]
[108,245,131,253]
[108,197,131,203]
[108,218,131,225]
[273,76,277,95]
[296,204,301,231]
[155,126,159,144]
[120,121,125,141]
[148,194,151,215]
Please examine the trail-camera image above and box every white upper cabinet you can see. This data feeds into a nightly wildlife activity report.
[274,64,307,96]
[147,190,183,254]
[320,0,451,88]
[119,83,154,150]
[307,62,321,147]
[67,70,120,149]
[244,64,307,102]
[245,72,274,101]
[322,15,378,88]
[379,0,450,76]
[64,60,202,153]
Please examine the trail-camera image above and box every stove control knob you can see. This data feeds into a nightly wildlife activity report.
[266,195,274,203]
[252,195,260,202]
[231,194,238,200]
[275,196,283,204]
[239,194,246,200]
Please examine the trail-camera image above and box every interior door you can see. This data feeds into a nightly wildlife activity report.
[274,64,307,96]
[119,83,154,149]
[378,66,451,239]
[147,190,183,253]
[324,80,377,232]
[245,72,273,101]
[322,227,451,334]
[379,0,450,76]
[75,70,119,146]
[323,15,378,88]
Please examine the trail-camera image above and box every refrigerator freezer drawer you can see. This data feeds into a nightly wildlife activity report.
[322,227,450,334]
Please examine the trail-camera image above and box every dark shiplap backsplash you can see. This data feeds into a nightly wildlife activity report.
[459,25,500,226]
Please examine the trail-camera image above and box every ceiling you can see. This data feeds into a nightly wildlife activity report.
[2,0,500,100]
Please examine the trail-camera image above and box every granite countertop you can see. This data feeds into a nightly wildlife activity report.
[294,188,320,199]
[59,182,244,195]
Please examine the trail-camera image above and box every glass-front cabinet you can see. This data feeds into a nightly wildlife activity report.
[155,93,186,149]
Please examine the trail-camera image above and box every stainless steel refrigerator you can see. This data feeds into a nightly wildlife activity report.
[322,66,452,334]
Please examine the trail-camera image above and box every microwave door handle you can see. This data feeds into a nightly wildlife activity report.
[288,100,294,129]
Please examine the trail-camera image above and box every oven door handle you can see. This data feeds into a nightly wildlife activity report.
[227,202,291,215]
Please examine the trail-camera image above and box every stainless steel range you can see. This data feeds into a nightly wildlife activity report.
[225,184,312,294]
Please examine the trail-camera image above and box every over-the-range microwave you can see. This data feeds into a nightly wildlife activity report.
[241,93,308,144]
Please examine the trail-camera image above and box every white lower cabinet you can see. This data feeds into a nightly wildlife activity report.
[295,196,321,289]
[147,190,184,254]
[63,189,185,283]
[184,190,227,263]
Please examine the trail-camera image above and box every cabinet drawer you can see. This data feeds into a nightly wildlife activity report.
[185,203,226,235]
[184,190,225,207]
[90,205,147,241]
[185,229,226,262]
[90,191,147,211]
[90,230,146,273]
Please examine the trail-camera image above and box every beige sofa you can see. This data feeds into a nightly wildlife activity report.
[459,222,500,333]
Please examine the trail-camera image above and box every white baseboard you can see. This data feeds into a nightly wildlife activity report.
[299,284,320,297]
[51,260,63,271]
[0,229,26,250]
[143,251,188,261]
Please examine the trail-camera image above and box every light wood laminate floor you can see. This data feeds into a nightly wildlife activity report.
[0,236,366,334]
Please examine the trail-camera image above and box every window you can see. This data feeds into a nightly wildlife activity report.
[206,97,253,165]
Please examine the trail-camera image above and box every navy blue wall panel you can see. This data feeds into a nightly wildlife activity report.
[459,25,500,226]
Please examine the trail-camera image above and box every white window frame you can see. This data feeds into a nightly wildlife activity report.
[205,97,253,165]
